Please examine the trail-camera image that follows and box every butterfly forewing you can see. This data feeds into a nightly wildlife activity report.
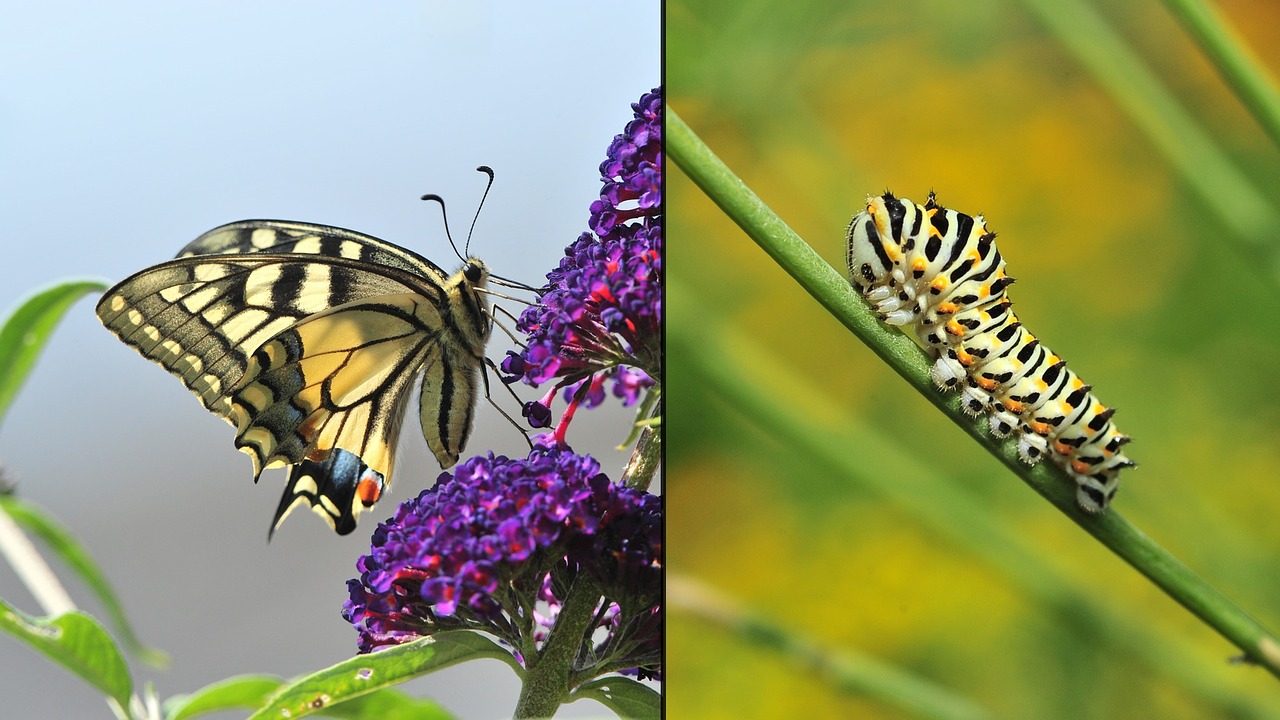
[180,220,452,283]
[97,220,492,534]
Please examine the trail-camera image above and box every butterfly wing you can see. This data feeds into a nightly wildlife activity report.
[96,252,434,419]
[275,450,383,537]
[98,220,489,533]
[178,220,453,282]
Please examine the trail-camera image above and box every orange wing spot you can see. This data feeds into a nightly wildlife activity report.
[946,320,965,337]
[1071,459,1091,474]
[956,348,974,367]
[1030,421,1051,435]
[936,302,958,315]
[977,376,999,391]
[356,474,382,506]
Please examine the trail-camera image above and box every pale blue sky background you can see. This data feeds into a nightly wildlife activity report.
[0,3,660,718]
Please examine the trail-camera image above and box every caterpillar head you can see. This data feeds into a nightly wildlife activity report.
[846,192,916,293]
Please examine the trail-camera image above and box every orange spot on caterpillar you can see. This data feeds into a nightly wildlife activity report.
[931,276,949,292]
[1053,440,1073,455]
[912,258,927,273]
[1003,399,1025,414]
[1030,421,1051,435]
[946,320,965,337]
[936,302,958,314]
[1071,459,1091,474]
[956,348,974,367]
[977,376,999,391]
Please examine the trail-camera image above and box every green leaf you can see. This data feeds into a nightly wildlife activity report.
[569,676,661,720]
[246,630,519,720]
[0,278,108,428]
[165,675,283,720]
[0,495,167,667]
[0,597,132,710]
[166,673,457,720]
[316,688,455,720]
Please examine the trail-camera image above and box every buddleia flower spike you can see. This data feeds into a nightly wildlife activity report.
[502,87,662,458]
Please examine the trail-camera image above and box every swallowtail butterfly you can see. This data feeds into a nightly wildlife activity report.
[846,191,1134,512]
[97,215,492,535]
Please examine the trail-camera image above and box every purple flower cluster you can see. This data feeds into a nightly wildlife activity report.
[503,87,662,420]
[343,443,662,680]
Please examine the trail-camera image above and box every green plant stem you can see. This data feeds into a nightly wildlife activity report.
[514,574,602,719]
[1161,0,1280,151]
[669,575,992,720]
[621,389,661,491]
[0,502,75,616]
[667,105,1280,679]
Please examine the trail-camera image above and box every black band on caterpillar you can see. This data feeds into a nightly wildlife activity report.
[846,191,1134,513]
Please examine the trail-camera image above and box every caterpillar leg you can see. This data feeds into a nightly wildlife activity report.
[1073,473,1119,514]
[1016,431,1048,465]
[987,409,1019,438]
[930,355,966,391]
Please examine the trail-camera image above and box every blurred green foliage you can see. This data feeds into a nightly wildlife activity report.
[668,0,1280,717]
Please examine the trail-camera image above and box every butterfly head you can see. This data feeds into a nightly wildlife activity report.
[463,258,488,286]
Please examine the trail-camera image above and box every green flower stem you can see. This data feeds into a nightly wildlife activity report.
[514,574,603,719]
[669,575,993,720]
[621,389,662,491]
[1161,0,1280,152]
[668,106,1280,679]
[1015,0,1280,280]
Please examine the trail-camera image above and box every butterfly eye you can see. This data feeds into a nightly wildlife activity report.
[465,262,483,283]
[846,191,1130,514]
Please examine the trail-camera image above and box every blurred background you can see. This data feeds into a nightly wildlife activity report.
[0,3,658,718]
[669,1,1280,718]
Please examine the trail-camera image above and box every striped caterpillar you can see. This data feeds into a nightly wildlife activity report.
[845,191,1133,513]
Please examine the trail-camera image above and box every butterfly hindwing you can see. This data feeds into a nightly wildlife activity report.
[230,293,440,479]
[97,220,492,534]
[274,450,384,537]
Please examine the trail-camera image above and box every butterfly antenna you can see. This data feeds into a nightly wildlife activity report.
[419,192,466,264]
[466,165,496,258]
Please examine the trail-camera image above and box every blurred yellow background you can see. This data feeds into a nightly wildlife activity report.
[668,1,1280,717]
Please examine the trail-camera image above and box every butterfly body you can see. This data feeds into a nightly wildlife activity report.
[98,220,491,534]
